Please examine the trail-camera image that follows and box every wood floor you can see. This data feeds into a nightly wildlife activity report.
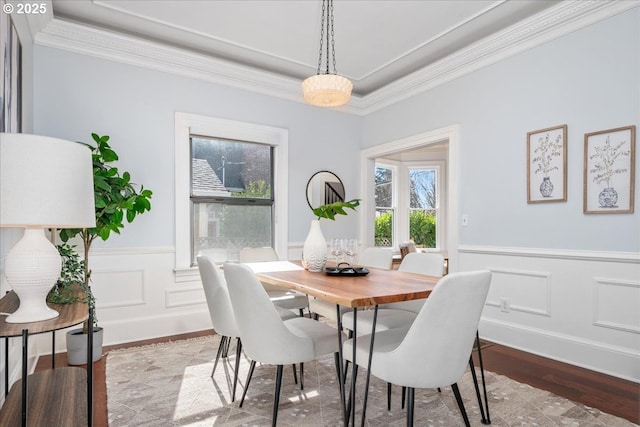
[35,331,639,426]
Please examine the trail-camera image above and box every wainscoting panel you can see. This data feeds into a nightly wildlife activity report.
[485,267,551,317]
[91,269,145,309]
[459,245,640,382]
[593,277,640,334]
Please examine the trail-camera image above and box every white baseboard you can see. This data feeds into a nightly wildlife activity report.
[480,318,640,383]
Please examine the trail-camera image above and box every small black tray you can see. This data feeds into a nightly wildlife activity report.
[324,265,369,276]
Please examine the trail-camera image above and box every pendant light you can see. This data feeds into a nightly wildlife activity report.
[302,0,353,107]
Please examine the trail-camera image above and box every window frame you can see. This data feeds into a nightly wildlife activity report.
[374,162,398,248]
[404,161,445,251]
[175,113,288,273]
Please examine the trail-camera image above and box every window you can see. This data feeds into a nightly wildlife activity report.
[175,113,288,271]
[191,137,274,264]
[374,165,395,247]
[372,161,444,251]
[408,167,439,249]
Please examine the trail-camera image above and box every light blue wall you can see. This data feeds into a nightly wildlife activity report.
[362,8,640,252]
[33,47,363,248]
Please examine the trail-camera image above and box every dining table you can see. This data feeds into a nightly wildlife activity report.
[246,260,440,427]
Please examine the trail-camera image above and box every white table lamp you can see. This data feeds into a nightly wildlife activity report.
[0,133,96,323]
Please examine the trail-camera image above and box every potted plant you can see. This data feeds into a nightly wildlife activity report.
[302,199,360,271]
[59,133,152,364]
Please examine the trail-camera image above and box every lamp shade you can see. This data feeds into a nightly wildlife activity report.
[0,133,96,228]
[1,133,96,323]
[302,74,353,107]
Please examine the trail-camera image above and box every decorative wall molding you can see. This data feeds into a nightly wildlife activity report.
[165,284,206,308]
[485,267,551,317]
[91,269,146,309]
[593,277,640,334]
[458,245,640,263]
[32,1,637,115]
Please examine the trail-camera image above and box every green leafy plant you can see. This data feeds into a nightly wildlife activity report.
[59,133,152,329]
[312,199,360,220]
[47,243,86,305]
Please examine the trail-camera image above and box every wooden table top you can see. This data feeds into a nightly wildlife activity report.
[0,290,89,338]
[248,261,439,308]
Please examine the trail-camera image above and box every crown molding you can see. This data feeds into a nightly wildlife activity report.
[33,1,637,116]
[359,0,639,114]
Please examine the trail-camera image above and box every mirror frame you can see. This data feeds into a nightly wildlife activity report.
[306,170,345,209]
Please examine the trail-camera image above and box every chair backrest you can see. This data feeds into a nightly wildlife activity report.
[398,252,445,277]
[399,241,417,259]
[357,247,393,270]
[196,256,240,338]
[382,270,491,388]
[238,247,279,262]
[223,262,315,364]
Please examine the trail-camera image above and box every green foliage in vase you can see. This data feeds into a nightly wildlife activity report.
[59,133,153,329]
[589,136,630,188]
[312,199,360,220]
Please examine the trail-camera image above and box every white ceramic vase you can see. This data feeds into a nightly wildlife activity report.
[302,219,327,272]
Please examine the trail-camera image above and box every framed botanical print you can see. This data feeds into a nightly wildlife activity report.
[584,125,635,214]
[527,124,567,203]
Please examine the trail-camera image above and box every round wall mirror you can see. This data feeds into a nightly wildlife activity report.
[306,171,345,209]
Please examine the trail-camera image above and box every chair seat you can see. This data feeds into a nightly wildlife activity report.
[343,327,409,368]
[309,297,349,321]
[275,305,298,321]
[341,308,417,334]
[267,289,309,310]
[284,317,343,359]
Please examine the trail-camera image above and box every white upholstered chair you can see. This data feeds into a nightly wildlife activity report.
[308,247,393,321]
[343,270,492,426]
[223,262,343,427]
[341,252,445,333]
[197,256,297,402]
[238,247,309,317]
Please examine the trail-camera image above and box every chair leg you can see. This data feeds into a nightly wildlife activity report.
[451,383,471,427]
[292,364,298,385]
[222,334,231,357]
[469,355,488,423]
[239,360,256,408]
[211,335,228,378]
[299,308,304,317]
[387,383,392,411]
[231,337,242,402]
[402,386,406,409]
[272,365,284,427]
[300,362,304,390]
[406,387,415,427]
[475,331,491,424]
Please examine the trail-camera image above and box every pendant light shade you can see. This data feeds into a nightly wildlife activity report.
[302,0,352,107]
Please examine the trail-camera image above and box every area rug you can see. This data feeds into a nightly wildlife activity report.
[106,335,635,426]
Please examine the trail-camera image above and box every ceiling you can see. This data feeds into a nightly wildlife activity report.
[50,0,559,97]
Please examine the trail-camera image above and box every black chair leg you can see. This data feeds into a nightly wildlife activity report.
[299,308,305,317]
[231,338,242,402]
[211,335,227,377]
[292,364,298,385]
[272,365,284,427]
[451,383,471,427]
[402,386,406,409]
[387,383,392,410]
[239,360,256,408]
[300,362,304,390]
[475,331,491,424]
[469,355,488,423]
[406,387,415,427]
